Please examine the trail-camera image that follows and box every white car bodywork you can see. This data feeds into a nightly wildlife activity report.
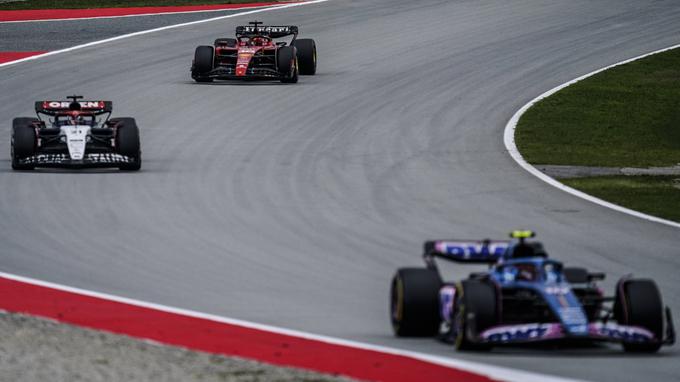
[61,124,91,160]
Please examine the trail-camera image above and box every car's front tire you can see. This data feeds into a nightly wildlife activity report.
[292,38,316,75]
[192,45,214,83]
[615,279,664,353]
[390,268,442,337]
[11,117,38,171]
[453,280,498,351]
[112,118,141,171]
[277,46,298,84]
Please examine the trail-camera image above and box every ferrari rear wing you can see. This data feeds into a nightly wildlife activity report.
[236,21,298,38]
[423,239,510,266]
[36,100,113,115]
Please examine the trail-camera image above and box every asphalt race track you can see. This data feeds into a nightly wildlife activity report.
[0,7,266,51]
[1,1,679,381]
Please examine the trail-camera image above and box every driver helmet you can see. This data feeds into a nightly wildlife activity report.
[66,111,86,125]
[515,263,537,281]
[252,36,267,46]
[69,101,81,111]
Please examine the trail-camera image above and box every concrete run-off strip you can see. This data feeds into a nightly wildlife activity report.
[537,165,680,179]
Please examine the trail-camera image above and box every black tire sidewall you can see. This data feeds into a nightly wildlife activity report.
[193,45,214,77]
[454,280,498,351]
[112,117,141,171]
[277,46,298,83]
[616,279,664,352]
[292,38,316,75]
[390,268,442,337]
[12,117,38,169]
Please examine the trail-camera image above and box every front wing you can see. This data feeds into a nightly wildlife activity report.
[477,321,674,346]
[17,153,135,168]
[192,66,283,81]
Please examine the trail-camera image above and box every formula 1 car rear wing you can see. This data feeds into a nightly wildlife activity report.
[423,239,510,266]
[35,96,112,116]
[33,95,113,125]
[236,21,298,39]
[423,231,553,269]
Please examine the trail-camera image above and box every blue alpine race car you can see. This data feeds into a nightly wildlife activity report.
[390,231,675,352]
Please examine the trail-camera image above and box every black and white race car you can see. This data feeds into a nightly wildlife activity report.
[11,95,141,171]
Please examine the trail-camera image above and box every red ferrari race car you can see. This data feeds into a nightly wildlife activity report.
[190,21,317,84]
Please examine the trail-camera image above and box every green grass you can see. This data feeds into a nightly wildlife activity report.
[516,48,680,167]
[516,49,680,222]
[0,0,267,10]
[561,176,680,222]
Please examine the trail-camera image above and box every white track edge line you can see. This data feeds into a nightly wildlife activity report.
[0,271,586,382]
[0,0,329,69]
[0,3,588,381]
[503,43,680,230]
[0,4,280,24]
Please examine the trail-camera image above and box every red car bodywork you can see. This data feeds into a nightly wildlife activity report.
[216,36,278,78]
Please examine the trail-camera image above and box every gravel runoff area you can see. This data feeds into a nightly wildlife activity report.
[0,311,358,382]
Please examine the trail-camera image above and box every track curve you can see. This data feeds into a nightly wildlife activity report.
[504,43,680,230]
[1,1,679,381]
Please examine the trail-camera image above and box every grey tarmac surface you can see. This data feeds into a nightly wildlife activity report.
[0,7,268,51]
[0,1,679,381]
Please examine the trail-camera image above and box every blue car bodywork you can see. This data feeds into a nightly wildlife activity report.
[415,232,676,350]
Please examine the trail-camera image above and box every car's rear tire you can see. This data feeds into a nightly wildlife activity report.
[454,280,498,351]
[292,38,316,75]
[615,279,664,353]
[277,46,298,84]
[193,45,214,83]
[112,118,141,171]
[214,38,237,47]
[11,117,38,170]
[390,268,442,337]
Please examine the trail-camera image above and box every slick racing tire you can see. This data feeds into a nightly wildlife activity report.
[11,117,38,171]
[193,45,214,83]
[214,38,237,48]
[277,46,299,84]
[390,268,442,337]
[454,280,498,351]
[615,279,664,353]
[112,118,141,171]
[291,38,316,75]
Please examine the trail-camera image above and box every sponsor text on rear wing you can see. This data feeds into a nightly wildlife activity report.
[35,100,113,115]
[423,239,510,266]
